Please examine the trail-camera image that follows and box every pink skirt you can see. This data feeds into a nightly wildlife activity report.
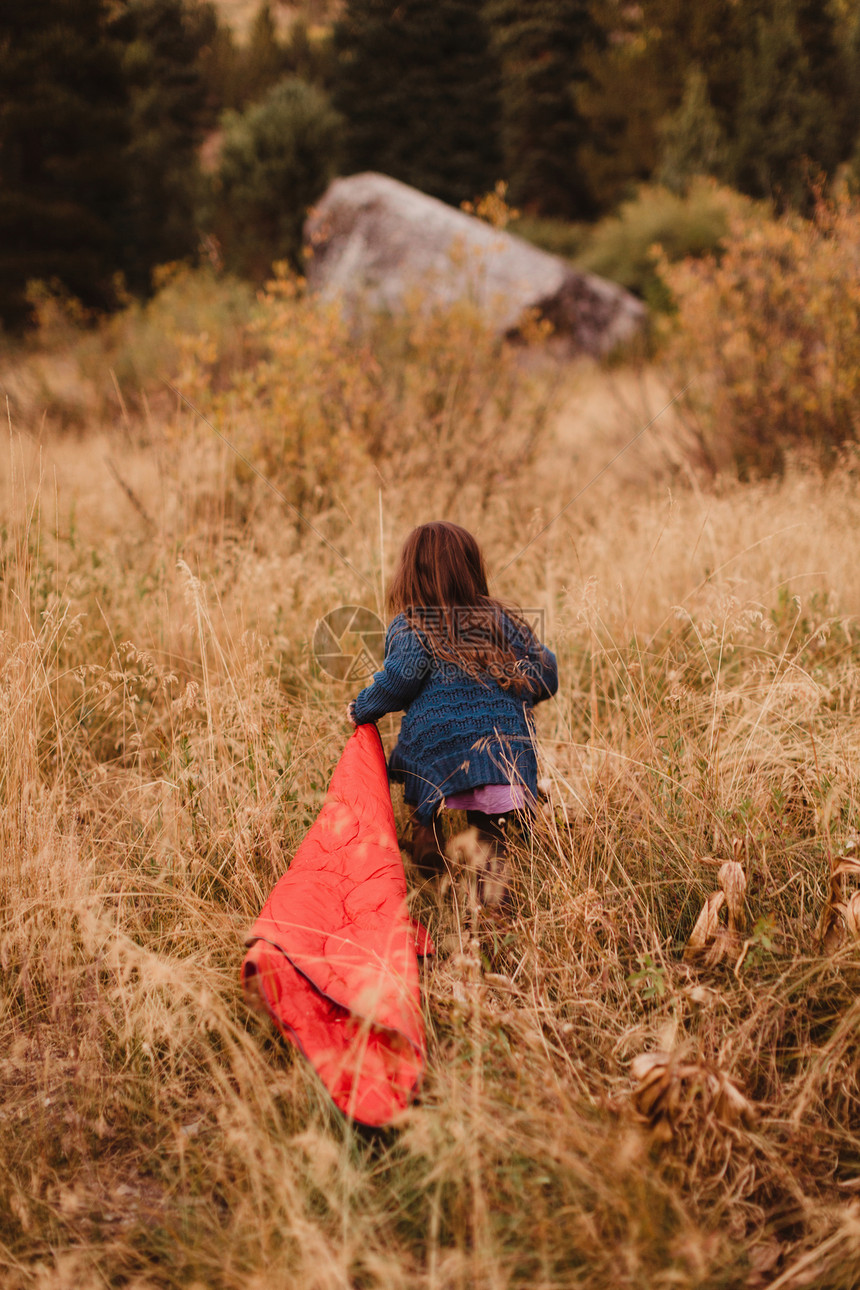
[444,783,526,814]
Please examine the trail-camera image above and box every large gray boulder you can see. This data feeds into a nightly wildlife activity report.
[304,173,646,356]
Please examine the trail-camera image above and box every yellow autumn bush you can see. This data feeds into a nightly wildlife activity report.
[181,266,556,531]
[662,193,860,476]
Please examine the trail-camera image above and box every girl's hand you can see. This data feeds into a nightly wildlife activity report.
[346,701,358,727]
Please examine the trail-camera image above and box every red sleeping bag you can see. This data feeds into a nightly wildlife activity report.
[241,723,431,1126]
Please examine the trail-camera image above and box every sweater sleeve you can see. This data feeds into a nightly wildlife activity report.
[351,615,431,724]
[504,615,559,704]
[523,639,559,704]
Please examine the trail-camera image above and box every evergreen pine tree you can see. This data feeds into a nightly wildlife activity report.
[283,17,335,90]
[200,20,243,111]
[582,0,856,212]
[579,0,747,212]
[0,0,131,327]
[110,0,217,292]
[794,0,850,121]
[846,8,860,186]
[333,0,501,207]
[240,2,286,104]
[638,0,747,135]
[657,65,729,193]
[576,1,667,212]
[487,0,602,218]
[731,0,841,208]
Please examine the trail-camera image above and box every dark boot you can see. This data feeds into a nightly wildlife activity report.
[410,812,446,878]
[465,810,511,911]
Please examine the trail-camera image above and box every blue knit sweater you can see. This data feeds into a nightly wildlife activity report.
[351,612,558,823]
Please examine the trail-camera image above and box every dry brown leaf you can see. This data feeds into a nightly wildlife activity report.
[747,1239,783,1287]
[684,983,720,1006]
[844,891,860,937]
[685,857,748,962]
[705,925,743,967]
[637,1071,674,1118]
[820,907,845,954]
[833,891,860,939]
[832,858,860,881]
[630,1052,670,1081]
[630,1050,757,1141]
[820,856,860,946]
[650,1118,675,1144]
[713,1074,758,1128]
[684,891,726,960]
[818,847,860,947]
[719,860,747,931]
[631,1053,674,1120]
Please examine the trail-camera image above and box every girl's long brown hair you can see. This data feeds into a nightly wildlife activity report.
[388,522,538,694]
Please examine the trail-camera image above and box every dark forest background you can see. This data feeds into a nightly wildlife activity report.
[2,0,859,329]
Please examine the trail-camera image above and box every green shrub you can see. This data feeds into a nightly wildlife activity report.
[1,267,258,430]
[96,264,259,400]
[199,268,555,527]
[509,216,588,261]
[214,76,341,279]
[576,180,754,311]
[656,65,729,196]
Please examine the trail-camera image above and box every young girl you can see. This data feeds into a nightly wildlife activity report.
[348,522,558,909]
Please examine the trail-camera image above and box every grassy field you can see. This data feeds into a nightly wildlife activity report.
[1,273,859,1289]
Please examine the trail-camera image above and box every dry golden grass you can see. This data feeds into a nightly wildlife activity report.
[1,277,860,1288]
[209,0,339,38]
